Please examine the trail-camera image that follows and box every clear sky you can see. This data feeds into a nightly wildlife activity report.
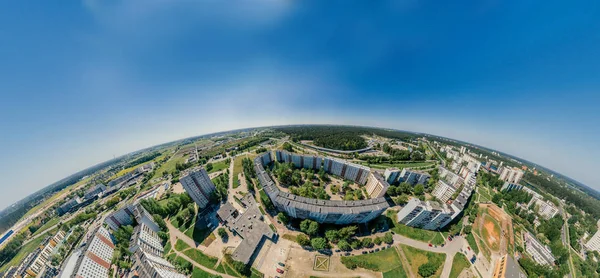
[1,0,599,208]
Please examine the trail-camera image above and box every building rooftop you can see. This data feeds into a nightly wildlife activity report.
[229,205,275,265]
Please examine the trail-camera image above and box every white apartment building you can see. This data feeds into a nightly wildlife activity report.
[398,169,431,186]
[74,227,115,278]
[181,168,216,209]
[129,222,165,257]
[323,157,369,185]
[131,249,187,278]
[365,171,390,198]
[384,168,401,184]
[432,180,457,203]
[528,196,559,220]
[584,229,600,253]
[105,203,160,232]
[396,198,454,230]
[524,232,555,265]
[499,167,525,184]
[439,167,464,188]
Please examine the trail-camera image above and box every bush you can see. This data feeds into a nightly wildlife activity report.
[362,238,374,248]
[374,237,383,245]
[418,262,438,277]
[311,237,328,250]
[338,239,352,251]
[277,212,289,225]
[383,232,394,244]
[340,257,379,270]
[297,234,310,246]
[218,228,227,239]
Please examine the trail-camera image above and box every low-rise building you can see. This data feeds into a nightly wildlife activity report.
[365,171,390,198]
[84,184,107,200]
[524,232,555,266]
[57,197,83,216]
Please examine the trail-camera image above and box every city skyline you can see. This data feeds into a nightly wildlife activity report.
[1,0,600,207]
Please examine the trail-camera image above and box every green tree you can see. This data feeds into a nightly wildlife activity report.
[277,212,289,225]
[325,230,340,243]
[311,237,328,250]
[206,163,213,172]
[296,234,310,246]
[300,219,319,236]
[418,262,437,277]
[414,184,425,196]
[361,238,373,248]
[383,232,394,244]
[218,228,228,239]
[338,239,352,251]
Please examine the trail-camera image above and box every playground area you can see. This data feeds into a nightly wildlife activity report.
[475,203,514,257]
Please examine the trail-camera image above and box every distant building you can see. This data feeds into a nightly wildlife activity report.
[524,232,555,265]
[528,196,559,220]
[14,231,66,277]
[397,169,431,186]
[439,167,464,188]
[500,182,523,192]
[365,171,390,198]
[493,254,527,278]
[396,198,454,230]
[180,168,216,209]
[383,168,401,184]
[73,227,115,278]
[432,180,456,203]
[57,197,82,216]
[129,223,164,257]
[499,167,525,184]
[84,183,107,200]
[584,229,600,253]
[130,249,186,278]
[105,203,159,232]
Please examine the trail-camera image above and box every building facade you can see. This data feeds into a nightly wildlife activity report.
[584,229,600,253]
[396,198,454,230]
[130,249,186,278]
[365,171,390,198]
[398,169,431,186]
[524,232,556,265]
[492,254,527,278]
[105,203,160,232]
[383,168,401,184]
[499,167,525,184]
[129,223,164,257]
[432,180,457,203]
[255,153,389,224]
[73,227,115,278]
[180,168,216,209]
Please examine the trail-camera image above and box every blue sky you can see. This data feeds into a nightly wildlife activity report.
[1,0,599,208]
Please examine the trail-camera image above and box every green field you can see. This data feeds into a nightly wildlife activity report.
[387,211,445,245]
[0,235,46,272]
[152,152,187,180]
[232,156,245,188]
[340,247,406,273]
[357,161,436,170]
[400,244,446,278]
[208,160,229,174]
[449,253,471,278]
[192,267,222,278]
[465,233,480,254]
[383,266,409,278]
[31,217,60,237]
[22,176,92,219]
[183,248,219,270]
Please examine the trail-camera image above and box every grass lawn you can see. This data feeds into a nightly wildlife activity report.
[192,267,222,278]
[232,156,245,189]
[184,225,214,246]
[250,268,264,278]
[183,248,219,270]
[387,210,444,244]
[357,161,436,170]
[208,160,229,174]
[222,262,241,277]
[466,233,480,254]
[449,253,471,278]
[340,247,403,272]
[152,152,186,180]
[383,265,409,278]
[0,235,46,272]
[32,217,60,237]
[175,239,191,252]
[164,240,172,254]
[400,244,446,278]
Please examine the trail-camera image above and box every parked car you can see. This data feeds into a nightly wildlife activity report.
[362,251,367,254]
[428,243,433,247]
[278,262,285,267]
[441,244,445,247]
[467,246,471,250]
[345,252,351,256]
[375,248,380,252]
[335,249,341,252]
[276,268,284,274]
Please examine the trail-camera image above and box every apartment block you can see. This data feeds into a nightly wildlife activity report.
[398,169,431,186]
[73,227,115,278]
[129,223,164,257]
[396,198,454,230]
[365,171,390,198]
[105,203,160,232]
[383,168,401,184]
[585,229,600,253]
[499,167,525,184]
[130,249,187,278]
[180,168,216,209]
[524,232,555,265]
[528,196,559,220]
[432,180,457,203]
[439,167,464,188]
[255,154,388,224]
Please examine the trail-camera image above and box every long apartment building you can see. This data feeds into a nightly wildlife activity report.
[72,227,115,278]
[14,231,66,278]
[584,229,600,253]
[130,249,186,278]
[323,157,369,185]
[524,232,556,265]
[275,150,322,170]
[365,171,390,198]
[129,222,164,257]
[383,168,401,184]
[180,168,216,209]
[492,254,527,278]
[439,166,464,188]
[528,195,559,220]
[105,203,160,232]
[396,198,454,230]
[397,169,431,186]
[432,180,457,203]
[499,166,525,184]
[255,153,389,224]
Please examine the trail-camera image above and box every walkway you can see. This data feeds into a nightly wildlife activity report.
[166,232,236,278]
